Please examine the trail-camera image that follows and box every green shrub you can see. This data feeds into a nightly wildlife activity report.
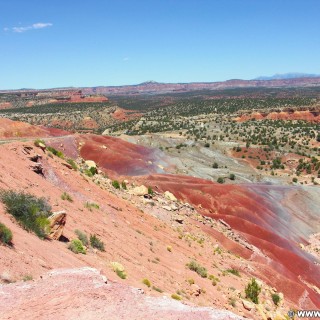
[61,192,73,202]
[90,234,105,251]
[208,274,220,285]
[0,222,13,245]
[116,269,127,279]
[84,169,94,177]
[245,278,261,304]
[226,268,240,277]
[217,177,224,184]
[229,297,237,307]
[111,262,127,279]
[68,239,86,254]
[212,162,219,169]
[84,202,100,211]
[142,278,151,287]
[171,293,182,300]
[214,246,222,254]
[89,166,97,175]
[152,286,163,293]
[148,186,154,195]
[66,158,77,170]
[121,181,127,190]
[229,173,236,180]
[112,180,120,189]
[272,293,280,306]
[186,260,207,278]
[47,146,64,159]
[0,190,51,239]
[74,229,89,246]
[22,275,33,281]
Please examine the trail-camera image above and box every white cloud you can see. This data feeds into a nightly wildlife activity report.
[9,22,53,33]
[32,23,53,29]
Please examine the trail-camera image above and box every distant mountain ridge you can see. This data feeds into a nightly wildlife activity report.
[83,76,320,96]
[2,75,320,95]
[254,73,320,80]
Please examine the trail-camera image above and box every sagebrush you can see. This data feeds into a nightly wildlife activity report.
[0,190,51,239]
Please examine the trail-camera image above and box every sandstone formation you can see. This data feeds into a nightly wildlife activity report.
[47,211,67,240]
[164,191,177,202]
[235,108,320,123]
[129,185,148,196]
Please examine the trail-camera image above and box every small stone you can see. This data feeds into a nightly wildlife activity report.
[175,217,184,224]
[242,299,254,311]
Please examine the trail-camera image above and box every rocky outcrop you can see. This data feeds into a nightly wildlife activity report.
[85,160,97,170]
[47,211,67,240]
[129,185,148,196]
[235,108,320,123]
[164,191,177,202]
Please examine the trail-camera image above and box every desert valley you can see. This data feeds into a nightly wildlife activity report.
[0,77,319,319]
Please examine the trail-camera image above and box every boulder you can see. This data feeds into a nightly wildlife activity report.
[85,160,97,170]
[47,211,67,240]
[143,199,155,206]
[129,185,148,196]
[102,129,110,135]
[242,299,254,311]
[164,191,177,202]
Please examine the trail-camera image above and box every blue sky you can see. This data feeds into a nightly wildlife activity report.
[1,0,320,89]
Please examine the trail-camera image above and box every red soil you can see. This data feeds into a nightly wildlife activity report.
[0,141,257,318]
[78,117,99,129]
[138,174,320,307]
[0,102,12,110]
[77,134,167,177]
[0,118,69,139]
[0,118,318,313]
[50,134,319,308]
[69,95,108,103]
[111,107,142,122]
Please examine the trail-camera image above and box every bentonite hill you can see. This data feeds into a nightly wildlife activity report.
[0,83,319,320]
